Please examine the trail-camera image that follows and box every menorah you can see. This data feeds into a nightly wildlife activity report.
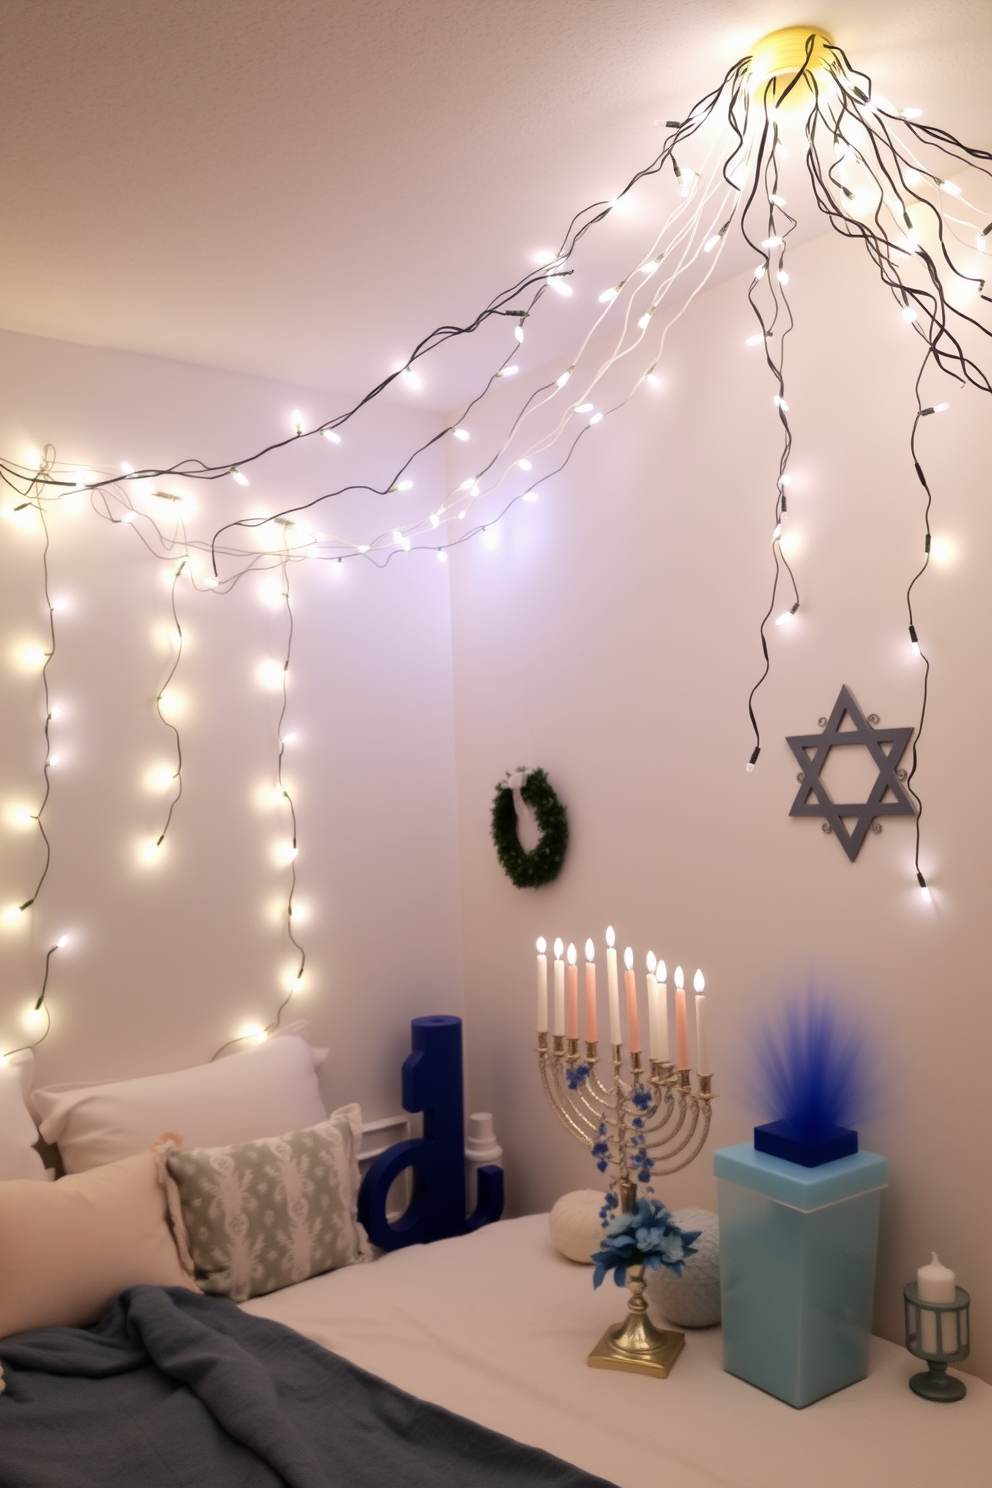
[536,935,714,1377]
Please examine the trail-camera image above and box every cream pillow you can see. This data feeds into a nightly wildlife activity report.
[0,1140,196,1339]
[32,1027,328,1173]
[159,1105,371,1303]
[0,1051,49,1182]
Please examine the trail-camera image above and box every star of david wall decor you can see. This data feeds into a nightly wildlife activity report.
[786,686,916,863]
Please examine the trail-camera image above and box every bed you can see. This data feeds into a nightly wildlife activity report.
[245,1213,992,1488]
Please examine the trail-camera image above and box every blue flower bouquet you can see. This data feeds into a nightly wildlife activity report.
[592,1197,700,1289]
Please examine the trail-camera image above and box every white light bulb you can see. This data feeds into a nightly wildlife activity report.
[902,305,918,323]
[281,732,297,745]
[646,372,661,388]
[437,550,448,562]
[357,543,370,552]
[518,458,532,471]
[589,412,603,425]
[575,403,593,413]
[940,180,962,197]
[548,276,572,297]
[120,510,137,524]
[920,882,932,903]
[778,269,790,285]
[291,409,303,434]
[769,193,786,206]
[933,402,949,414]
[556,369,572,387]
[599,287,619,303]
[56,934,68,949]
[901,106,923,119]
[772,523,782,540]
[762,236,783,249]
[911,639,921,656]
[775,610,795,626]
[499,365,519,377]
[704,234,721,252]
[49,705,61,719]
[774,395,789,411]
[396,479,414,491]
[430,513,440,528]
[47,754,60,767]
[679,167,697,195]
[515,324,525,342]
[453,428,469,441]
[402,367,422,389]
[240,1023,267,1044]
[322,427,341,443]
[754,265,766,280]
[778,474,792,487]
[231,468,248,486]
[120,461,135,474]
[2,905,24,922]
[638,312,651,328]
[522,490,539,503]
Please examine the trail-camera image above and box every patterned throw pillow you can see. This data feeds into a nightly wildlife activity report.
[159,1105,371,1301]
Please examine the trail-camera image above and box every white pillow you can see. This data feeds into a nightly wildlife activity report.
[32,1028,328,1174]
[0,1051,50,1181]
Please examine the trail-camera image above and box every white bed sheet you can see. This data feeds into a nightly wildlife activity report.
[242,1214,990,1488]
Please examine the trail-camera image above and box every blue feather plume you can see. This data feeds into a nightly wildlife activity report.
[747,990,879,1139]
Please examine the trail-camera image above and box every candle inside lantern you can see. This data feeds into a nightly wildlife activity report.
[623,946,641,1053]
[918,1252,956,1354]
[674,966,689,1069]
[566,942,579,1039]
[584,939,598,1043]
[694,969,709,1076]
[553,938,565,1038]
[605,926,621,1046]
[653,958,670,1062]
[536,937,548,1034]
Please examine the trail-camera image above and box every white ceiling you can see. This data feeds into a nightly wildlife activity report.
[2,1,990,411]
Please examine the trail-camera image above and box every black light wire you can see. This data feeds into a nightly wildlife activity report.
[2,448,63,1056]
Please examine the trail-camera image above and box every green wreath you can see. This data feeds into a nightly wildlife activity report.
[491,767,569,889]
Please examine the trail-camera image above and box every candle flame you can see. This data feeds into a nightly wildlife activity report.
[674,965,684,989]
[567,942,577,964]
[657,959,667,981]
[584,938,595,961]
[536,936,547,954]
[646,950,657,974]
[694,969,705,992]
[623,946,634,971]
[605,925,615,948]
[553,937,564,958]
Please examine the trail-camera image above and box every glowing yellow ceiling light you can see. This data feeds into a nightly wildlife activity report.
[749,26,834,109]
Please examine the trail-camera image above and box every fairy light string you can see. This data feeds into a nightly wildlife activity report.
[3,30,992,1058]
[150,555,187,854]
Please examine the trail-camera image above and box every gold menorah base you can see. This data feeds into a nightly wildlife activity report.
[586,1261,686,1378]
[588,1320,686,1378]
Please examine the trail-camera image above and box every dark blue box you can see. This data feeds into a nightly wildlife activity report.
[753,1120,858,1168]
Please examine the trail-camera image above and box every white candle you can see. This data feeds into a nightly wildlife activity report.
[536,937,548,1034]
[645,951,660,1060]
[655,959,669,1062]
[605,926,621,1046]
[694,969,709,1075]
[553,938,565,1037]
[918,1252,956,1354]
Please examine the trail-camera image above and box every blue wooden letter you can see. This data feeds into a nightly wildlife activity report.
[358,1015,504,1250]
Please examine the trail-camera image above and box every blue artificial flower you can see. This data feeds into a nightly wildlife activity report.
[632,1116,644,1130]
[632,1085,653,1111]
[566,1063,590,1090]
[590,1197,701,1289]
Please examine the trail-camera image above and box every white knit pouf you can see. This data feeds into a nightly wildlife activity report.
[646,1207,720,1328]
[548,1189,606,1264]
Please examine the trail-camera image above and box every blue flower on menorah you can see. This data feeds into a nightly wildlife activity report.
[632,1085,653,1111]
[591,1198,701,1290]
[566,1062,591,1091]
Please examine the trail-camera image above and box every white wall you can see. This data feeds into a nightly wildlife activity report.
[0,329,464,1122]
[448,227,992,1379]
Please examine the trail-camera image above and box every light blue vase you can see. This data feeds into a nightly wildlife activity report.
[714,1143,889,1408]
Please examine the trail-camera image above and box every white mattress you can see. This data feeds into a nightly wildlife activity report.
[242,1214,990,1488]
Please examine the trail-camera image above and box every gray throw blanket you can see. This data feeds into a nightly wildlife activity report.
[0,1285,616,1488]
